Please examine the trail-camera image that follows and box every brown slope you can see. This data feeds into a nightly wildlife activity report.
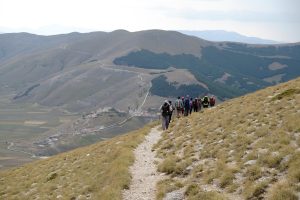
[0,123,155,200]
[0,30,211,112]
[1,77,299,200]
[155,77,300,199]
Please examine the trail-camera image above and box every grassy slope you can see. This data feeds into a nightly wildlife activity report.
[0,123,156,200]
[154,77,300,200]
[1,77,299,200]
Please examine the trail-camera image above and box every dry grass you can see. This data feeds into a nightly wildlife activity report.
[185,183,226,200]
[271,88,300,101]
[156,178,183,200]
[267,180,298,200]
[243,180,269,199]
[1,77,300,200]
[155,77,300,199]
[0,122,157,200]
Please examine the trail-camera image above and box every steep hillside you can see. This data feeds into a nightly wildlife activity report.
[1,77,299,200]
[0,123,155,200]
[154,77,300,199]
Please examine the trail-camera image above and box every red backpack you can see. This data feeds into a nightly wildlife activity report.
[210,97,215,106]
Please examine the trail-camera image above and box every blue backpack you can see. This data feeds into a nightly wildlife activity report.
[184,99,190,108]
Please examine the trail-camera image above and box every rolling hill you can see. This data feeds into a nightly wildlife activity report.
[0,30,299,113]
[1,76,299,200]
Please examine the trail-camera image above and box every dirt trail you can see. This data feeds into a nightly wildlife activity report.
[123,126,164,200]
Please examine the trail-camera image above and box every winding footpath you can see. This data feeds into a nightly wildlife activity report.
[123,126,164,200]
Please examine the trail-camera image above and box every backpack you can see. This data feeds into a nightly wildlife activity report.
[161,103,169,116]
[210,97,215,106]
[184,99,190,108]
[175,99,181,108]
[203,96,209,106]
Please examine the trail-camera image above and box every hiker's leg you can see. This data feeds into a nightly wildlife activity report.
[165,116,170,129]
[161,116,166,130]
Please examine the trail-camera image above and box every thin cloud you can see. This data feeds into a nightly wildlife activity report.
[0,0,299,42]
[175,10,300,23]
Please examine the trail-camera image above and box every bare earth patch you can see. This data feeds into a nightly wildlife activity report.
[123,126,164,200]
[24,121,47,126]
[268,62,288,71]
[215,72,231,84]
[164,69,209,89]
[263,74,285,84]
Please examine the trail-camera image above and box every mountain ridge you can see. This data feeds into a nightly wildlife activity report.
[180,30,281,44]
[2,29,299,110]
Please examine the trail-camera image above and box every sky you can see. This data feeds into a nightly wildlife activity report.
[0,0,299,42]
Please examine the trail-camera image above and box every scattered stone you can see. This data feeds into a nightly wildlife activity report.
[163,188,185,200]
[258,148,268,154]
[244,160,257,166]
[185,166,193,174]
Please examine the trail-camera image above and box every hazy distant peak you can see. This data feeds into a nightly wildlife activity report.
[110,29,130,34]
[180,30,280,44]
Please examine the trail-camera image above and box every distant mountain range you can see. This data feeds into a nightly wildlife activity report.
[0,30,299,114]
[180,30,280,44]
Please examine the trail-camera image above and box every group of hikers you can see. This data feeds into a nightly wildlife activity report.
[160,95,216,130]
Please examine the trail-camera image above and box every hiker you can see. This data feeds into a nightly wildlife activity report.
[189,97,193,115]
[181,96,185,115]
[210,95,216,107]
[168,100,174,123]
[193,98,199,112]
[160,100,170,130]
[202,95,209,108]
[198,97,202,111]
[175,96,183,118]
[184,95,190,116]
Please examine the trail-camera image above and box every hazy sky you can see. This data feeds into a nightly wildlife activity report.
[0,0,299,42]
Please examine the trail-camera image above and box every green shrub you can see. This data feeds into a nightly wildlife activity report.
[271,89,300,101]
